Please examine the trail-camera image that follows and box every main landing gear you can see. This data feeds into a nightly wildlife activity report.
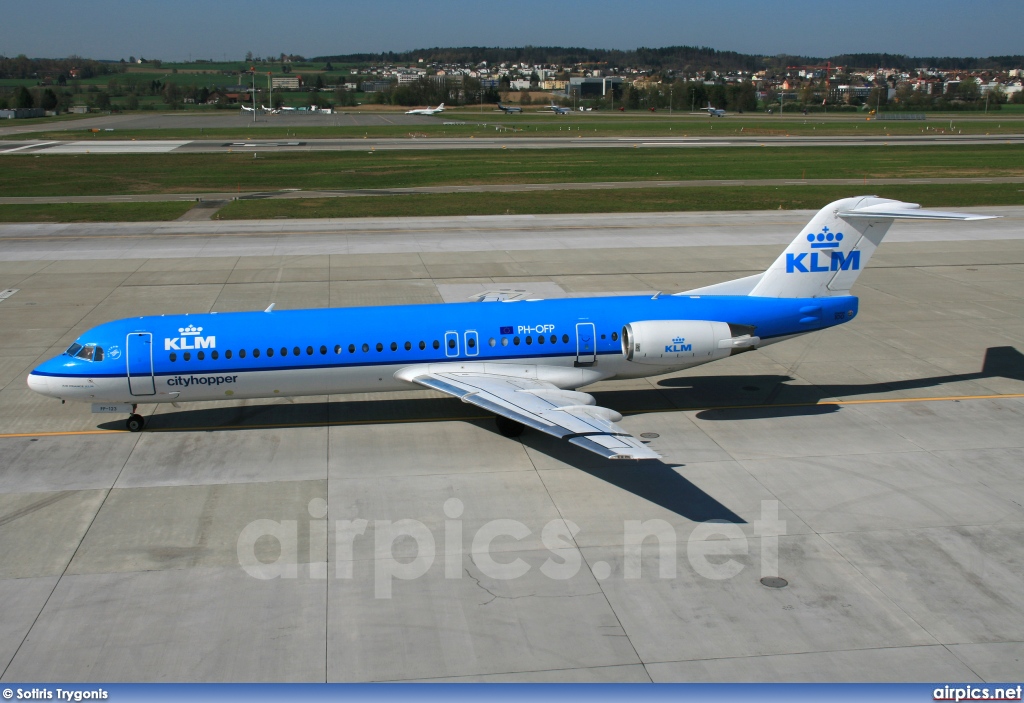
[495,415,524,438]
[126,404,145,432]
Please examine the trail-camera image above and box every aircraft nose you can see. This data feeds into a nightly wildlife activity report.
[26,372,52,397]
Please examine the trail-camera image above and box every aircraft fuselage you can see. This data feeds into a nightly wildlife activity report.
[29,294,857,405]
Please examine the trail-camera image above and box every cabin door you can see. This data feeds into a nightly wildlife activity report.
[575,322,596,367]
[126,332,156,396]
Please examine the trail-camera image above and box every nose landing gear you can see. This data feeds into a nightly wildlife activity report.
[126,404,145,432]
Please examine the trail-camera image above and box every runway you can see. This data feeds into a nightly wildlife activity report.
[3,178,1023,207]
[0,209,1022,681]
[3,132,1023,154]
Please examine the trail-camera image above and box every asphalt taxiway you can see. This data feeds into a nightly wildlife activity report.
[0,209,1022,682]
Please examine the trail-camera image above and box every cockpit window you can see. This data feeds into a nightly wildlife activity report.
[74,344,97,361]
[65,343,104,362]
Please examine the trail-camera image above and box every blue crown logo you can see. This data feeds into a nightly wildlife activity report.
[672,336,686,344]
[179,324,203,336]
[807,226,843,249]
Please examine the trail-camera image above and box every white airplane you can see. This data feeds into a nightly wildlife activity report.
[406,103,445,115]
[705,102,726,117]
[26,197,997,460]
[545,102,571,115]
[240,105,256,112]
[280,106,297,112]
[261,105,280,114]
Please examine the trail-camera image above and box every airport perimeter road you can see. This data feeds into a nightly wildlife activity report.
[0,208,1022,682]
[3,133,1024,154]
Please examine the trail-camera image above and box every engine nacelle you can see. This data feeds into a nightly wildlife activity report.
[621,320,758,367]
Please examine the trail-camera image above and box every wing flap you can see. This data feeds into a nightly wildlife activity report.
[409,369,660,460]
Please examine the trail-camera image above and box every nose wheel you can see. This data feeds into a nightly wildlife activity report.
[126,413,145,432]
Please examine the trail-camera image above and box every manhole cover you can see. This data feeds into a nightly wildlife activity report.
[760,576,789,589]
[640,433,660,439]
[742,386,760,392]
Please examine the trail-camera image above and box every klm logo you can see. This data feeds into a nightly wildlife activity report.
[786,228,859,274]
[665,336,692,353]
[164,324,216,351]
[786,251,860,274]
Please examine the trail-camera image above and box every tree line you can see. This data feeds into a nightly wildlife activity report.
[312,45,1024,73]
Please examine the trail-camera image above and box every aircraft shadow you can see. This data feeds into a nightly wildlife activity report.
[520,438,746,523]
[96,346,1022,521]
[649,345,1024,422]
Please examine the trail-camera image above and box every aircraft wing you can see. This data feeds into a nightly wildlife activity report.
[407,369,660,460]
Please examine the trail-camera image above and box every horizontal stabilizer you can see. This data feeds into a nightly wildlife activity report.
[838,206,998,221]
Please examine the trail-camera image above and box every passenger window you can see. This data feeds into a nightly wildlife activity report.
[447,338,456,349]
[198,351,205,361]
[295,347,301,356]
[376,343,383,352]
[267,348,274,357]
[467,337,476,349]
[550,335,556,344]
[433,340,440,350]
[280,347,287,356]
[562,334,569,343]
[611,331,618,342]
[349,344,356,353]
[419,341,425,350]
[526,336,533,345]
[169,352,177,362]
[226,350,233,360]
[320,345,327,355]
[239,349,246,359]
[253,349,260,358]
[404,341,411,351]
[489,338,496,347]
[212,350,219,360]
[334,345,342,354]
[513,336,520,346]
[184,352,191,361]
[362,343,369,353]
[390,342,398,351]
[306,346,313,355]
[501,337,509,347]
[537,335,544,345]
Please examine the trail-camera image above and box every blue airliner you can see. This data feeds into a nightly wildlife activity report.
[27,197,995,459]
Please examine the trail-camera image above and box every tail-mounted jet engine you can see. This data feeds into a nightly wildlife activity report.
[621,320,759,367]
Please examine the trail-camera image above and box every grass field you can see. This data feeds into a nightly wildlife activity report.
[0,202,193,223]
[213,183,1024,220]
[2,145,1022,197]
[9,114,1024,141]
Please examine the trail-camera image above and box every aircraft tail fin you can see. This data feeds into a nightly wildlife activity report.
[981,346,1024,382]
[748,197,996,298]
[680,197,998,299]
